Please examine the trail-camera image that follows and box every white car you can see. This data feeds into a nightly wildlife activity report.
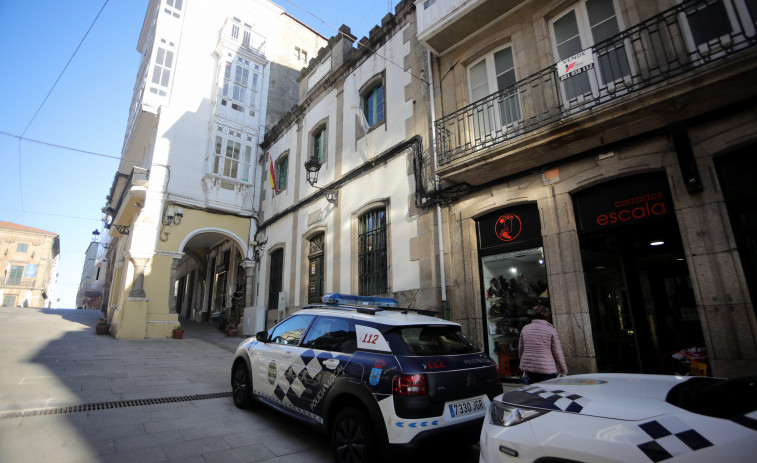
[480,373,757,463]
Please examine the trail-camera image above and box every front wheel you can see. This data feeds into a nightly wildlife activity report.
[231,361,253,408]
[330,407,377,463]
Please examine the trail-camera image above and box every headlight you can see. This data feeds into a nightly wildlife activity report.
[489,400,548,427]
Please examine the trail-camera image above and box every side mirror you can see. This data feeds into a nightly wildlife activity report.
[256,331,269,342]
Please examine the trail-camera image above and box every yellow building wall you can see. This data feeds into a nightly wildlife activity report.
[110,208,250,339]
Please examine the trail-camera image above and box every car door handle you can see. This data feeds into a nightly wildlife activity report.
[283,351,293,359]
[323,358,340,370]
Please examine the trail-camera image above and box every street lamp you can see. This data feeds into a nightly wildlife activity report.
[304,155,338,205]
[92,229,100,242]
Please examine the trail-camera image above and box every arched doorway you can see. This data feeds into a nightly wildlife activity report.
[176,230,246,323]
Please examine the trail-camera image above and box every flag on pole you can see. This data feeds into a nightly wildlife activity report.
[269,156,277,193]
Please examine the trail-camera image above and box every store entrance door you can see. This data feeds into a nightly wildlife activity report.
[574,174,705,374]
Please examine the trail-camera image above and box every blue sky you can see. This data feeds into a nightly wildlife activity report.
[0,0,390,308]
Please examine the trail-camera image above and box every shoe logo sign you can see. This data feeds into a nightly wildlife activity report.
[495,213,522,242]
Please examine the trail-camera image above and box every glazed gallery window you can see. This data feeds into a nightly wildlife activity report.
[222,57,261,107]
[362,81,385,128]
[467,45,521,139]
[358,208,387,296]
[550,0,630,102]
[164,0,182,18]
[313,126,327,163]
[212,135,253,183]
[150,43,174,96]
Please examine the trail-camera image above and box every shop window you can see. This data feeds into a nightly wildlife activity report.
[482,248,549,380]
[358,208,387,296]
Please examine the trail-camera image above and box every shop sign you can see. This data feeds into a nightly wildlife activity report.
[478,204,541,251]
[574,174,673,233]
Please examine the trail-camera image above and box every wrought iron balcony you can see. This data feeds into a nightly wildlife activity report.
[435,0,757,170]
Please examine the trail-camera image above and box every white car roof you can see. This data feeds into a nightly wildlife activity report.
[299,305,460,327]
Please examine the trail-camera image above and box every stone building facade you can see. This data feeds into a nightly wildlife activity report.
[0,221,60,308]
[256,1,441,323]
[418,0,757,378]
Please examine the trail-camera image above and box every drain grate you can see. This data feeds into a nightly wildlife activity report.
[0,391,232,419]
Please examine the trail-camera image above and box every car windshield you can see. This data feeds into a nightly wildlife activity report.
[390,325,480,356]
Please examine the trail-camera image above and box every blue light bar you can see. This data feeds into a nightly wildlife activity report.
[322,293,399,308]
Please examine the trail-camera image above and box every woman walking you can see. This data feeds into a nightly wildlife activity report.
[518,305,568,384]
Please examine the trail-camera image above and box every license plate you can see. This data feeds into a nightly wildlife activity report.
[448,397,485,418]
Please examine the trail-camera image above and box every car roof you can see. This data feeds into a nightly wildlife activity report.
[298,305,460,327]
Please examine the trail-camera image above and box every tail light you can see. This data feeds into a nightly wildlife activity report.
[392,374,428,396]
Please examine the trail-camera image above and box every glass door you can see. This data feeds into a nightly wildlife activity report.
[481,247,549,381]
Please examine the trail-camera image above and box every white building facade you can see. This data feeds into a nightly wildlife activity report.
[101,0,326,338]
[256,1,442,324]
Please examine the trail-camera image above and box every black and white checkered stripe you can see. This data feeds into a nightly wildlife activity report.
[628,415,713,462]
[520,386,589,413]
[269,349,350,412]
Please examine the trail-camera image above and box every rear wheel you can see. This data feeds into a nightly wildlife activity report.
[331,407,377,463]
[231,361,253,408]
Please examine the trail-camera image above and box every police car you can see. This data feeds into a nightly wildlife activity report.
[230,293,501,462]
[480,373,757,462]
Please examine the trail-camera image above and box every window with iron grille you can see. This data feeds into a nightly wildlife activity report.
[268,249,284,311]
[358,208,387,296]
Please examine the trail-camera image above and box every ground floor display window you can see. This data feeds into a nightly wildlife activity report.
[481,248,548,380]
[574,172,706,375]
[477,204,547,381]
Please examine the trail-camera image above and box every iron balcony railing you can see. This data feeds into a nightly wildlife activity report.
[436,0,757,167]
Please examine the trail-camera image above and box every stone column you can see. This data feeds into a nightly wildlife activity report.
[129,257,149,299]
[240,259,256,308]
[169,257,179,313]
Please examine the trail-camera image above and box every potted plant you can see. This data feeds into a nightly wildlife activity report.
[172,325,184,339]
[96,318,110,335]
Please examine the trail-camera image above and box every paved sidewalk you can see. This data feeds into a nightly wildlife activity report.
[0,307,518,463]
